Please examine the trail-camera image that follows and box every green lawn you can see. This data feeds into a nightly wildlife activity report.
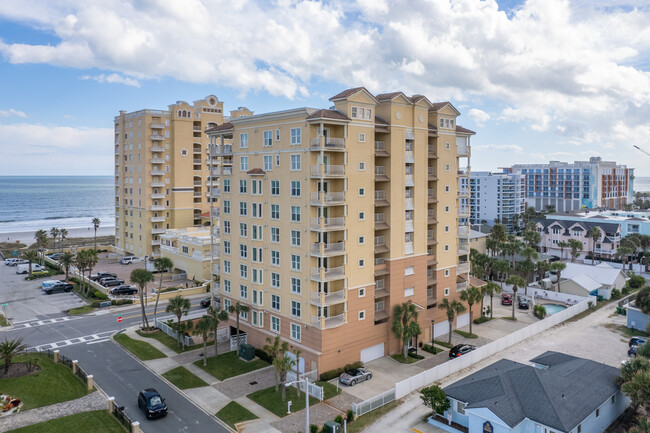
[454,330,478,339]
[113,333,166,360]
[347,400,402,433]
[390,354,420,364]
[0,354,89,410]
[194,351,269,380]
[162,366,208,389]
[7,410,127,433]
[0,313,9,327]
[136,329,202,353]
[216,401,258,429]
[247,385,318,417]
[433,340,454,349]
[69,305,93,315]
[318,380,341,399]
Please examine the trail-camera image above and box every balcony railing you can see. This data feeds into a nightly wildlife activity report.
[310,165,345,178]
[310,137,345,151]
[458,206,469,216]
[310,191,345,205]
[428,167,437,179]
[150,135,164,141]
[151,240,161,246]
[151,216,165,223]
[151,181,164,187]
[150,205,165,211]
[374,213,385,223]
[310,290,346,306]
[457,244,470,255]
[428,145,437,158]
[151,169,165,176]
[311,313,346,329]
[151,193,165,199]
[310,266,345,282]
[458,168,469,177]
[457,142,470,157]
[457,280,468,291]
[210,188,220,198]
[375,190,389,206]
[310,217,345,231]
[150,123,164,129]
[222,167,232,175]
[151,158,165,164]
[151,228,166,235]
[310,242,345,257]
[428,189,437,202]
[151,146,164,152]
[457,262,470,274]
[212,264,220,275]
[458,188,469,197]
[193,158,202,164]
[222,145,233,155]
[375,141,388,155]
[458,225,469,237]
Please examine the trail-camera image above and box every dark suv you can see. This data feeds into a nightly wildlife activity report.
[91,272,117,282]
[100,278,125,287]
[111,285,138,296]
[138,388,167,419]
[43,282,73,295]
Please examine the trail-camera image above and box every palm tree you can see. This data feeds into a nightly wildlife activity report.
[505,275,526,320]
[589,226,602,265]
[85,249,98,295]
[557,241,569,261]
[59,228,68,253]
[34,229,48,265]
[22,250,39,277]
[229,302,250,353]
[274,351,295,402]
[616,246,634,271]
[92,218,101,251]
[460,286,483,335]
[486,238,499,257]
[293,348,302,398]
[492,260,510,290]
[74,249,88,292]
[60,252,74,281]
[438,299,466,344]
[0,337,27,374]
[207,306,228,356]
[132,268,155,330]
[152,257,173,324]
[392,302,421,359]
[194,317,213,366]
[165,295,191,347]
[536,260,550,282]
[484,281,501,318]
[264,336,284,392]
[568,239,582,262]
[516,260,535,295]
[550,262,567,293]
[503,239,522,268]
[489,224,507,244]
[523,229,541,249]
[50,227,59,253]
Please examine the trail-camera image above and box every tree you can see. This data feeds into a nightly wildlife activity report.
[165,295,190,347]
[59,228,68,253]
[34,229,48,265]
[392,302,421,359]
[484,281,502,318]
[228,302,250,353]
[132,268,155,330]
[557,241,569,261]
[489,224,507,244]
[265,336,294,402]
[206,306,228,356]
[505,275,526,320]
[589,226,602,265]
[622,370,650,412]
[0,337,27,374]
[92,217,101,251]
[550,262,566,293]
[22,250,39,277]
[420,385,450,417]
[486,238,499,257]
[74,250,88,293]
[516,260,535,296]
[84,249,98,295]
[60,252,74,281]
[460,286,482,335]
[194,317,213,366]
[637,287,650,315]
[620,357,650,384]
[536,260,550,282]
[523,229,541,250]
[617,246,634,271]
[492,260,510,291]
[438,299,466,344]
[264,336,284,392]
[568,239,583,262]
[152,257,173,325]
[50,227,59,253]
[629,418,650,433]
[503,239,522,268]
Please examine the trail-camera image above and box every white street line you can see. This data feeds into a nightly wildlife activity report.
[29,330,115,352]
[86,338,110,345]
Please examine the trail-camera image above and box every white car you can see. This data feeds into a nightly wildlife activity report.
[16,264,45,274]
[6,259,27,267]
[41,280,60,289]
[121,256,138,265]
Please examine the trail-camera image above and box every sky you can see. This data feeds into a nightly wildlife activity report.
[0,0,649,176]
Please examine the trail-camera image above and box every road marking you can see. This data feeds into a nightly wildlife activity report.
[29,330,116,352]
[86,338,110,345]
[12,316,82,330]
[123,303,202,320]
[412,429,424,433]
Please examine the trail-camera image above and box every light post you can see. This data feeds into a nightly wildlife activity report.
[285,379,310,433]
[431,319,435,346]
[144,255,149,305]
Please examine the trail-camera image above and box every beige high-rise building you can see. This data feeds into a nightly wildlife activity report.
[114,95,231,258]
[206,88,477,374]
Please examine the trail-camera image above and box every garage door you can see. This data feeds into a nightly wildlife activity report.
[360,343,384,363]
[434,321,449,338]
[456,313,470,329]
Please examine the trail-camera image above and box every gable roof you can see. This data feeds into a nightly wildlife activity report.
[444,352,620,432]
[456,125,475,135]
[305,109,350,121]
[329,87,378,103]
[429,101,461,115]
[246,168,265,175]
[560,262,625,286]
[567,273,603,292]
[205,122,233,133]
[533,218,621,236]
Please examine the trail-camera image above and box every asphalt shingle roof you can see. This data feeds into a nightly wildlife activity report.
[534,218,621,237]
[305,109,350,121]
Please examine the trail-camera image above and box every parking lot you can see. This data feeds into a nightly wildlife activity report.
[91,254,194,291]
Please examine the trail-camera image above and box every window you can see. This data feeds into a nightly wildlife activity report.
[405,266,414,276]
[271,227,280,243]
[223,280,231,293]
[271,250,280,266]
[358,259,365,268]
[291,323,301,341]
[240,284,248,299]
[251,225,262,241]
[291,300,301,318]
[240,133,248,148]
[291,230,301,246]
[264,130,272,147]
[405,287,414,297]
[445,269,450,277]
[271,204,280,220]
[358,188,365,197]
[359,162,366,171]
[351,106,372,120]
[223,179,230,193]
[239,244,248,259]
[596,408,600,418]
[252,310,263,327]
[359,212,365,220]
[252,246,262,262]
[291,277,301,294]
[291,206,301,222]
[358,310,366,320]
[239,179,247,194]
[223,298,231,310]
[291,180,301,197]
[271,316,280,333]
[358,133,366,142]
[240,223,247,237]
[224,221,230,234]
[275,129,280,141]
[252,203,262,218]
[291,254,301,271]
[240,156,248,171]
[445,142,450,150]
[445,205,450,213]
[457,401,465,415]
[358,236,365,245]
[271,272,280,288]
[290,154,301,171]
[291,127,301,145]
[359,288,366,297]
[445,185,450,193]
[252,179,262,195]
[276,154,280,166]
[239,201,247,216]
[444,288,450,296]
[264,155,272,171]
[445,163,450,171]
[223,240,231,255]
[182,246,189,254]
[223,260,230,274]
[445,225,450,233]
[271,180,280,195]
[240,264,248,279]
[252,268,263,284]
[223,200,230,214]
[445,244,449,252]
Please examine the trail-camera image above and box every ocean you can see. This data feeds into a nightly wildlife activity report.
[0,176,114,234]
[636,177,650,193]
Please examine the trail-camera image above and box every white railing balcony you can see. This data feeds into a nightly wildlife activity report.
[193,147,202,154]
[222,145,233,155]
[211,188,220,198]
[375,236,386,247]
[458,206,469,216]
[151,193,165,199]
[457,243,470,255]
[310,165,345,178]
[428,190,436,201]
[458,168,469,177]
[211,167,221,176]
[374,213,385,224]
[311,313,346,329]
[375,190,388,204]
[150,123,164,129]
[151,216,165,223]
[193,181,202,186]
[211,247,220,259]
[151,169,165,176]
[310,266,345,282]
[375,166,386,176]
[457,262,470,274]
[150,205,165,211]
[310,217,345,231]
[310,191,345,205]
[310,242,345,257]
[151,240,161,246]
[193,126,202,132]
[310,290,346,306]
[212,264,220,275]
[310,137,345,151]
[210,146,220,157]
[457,142,470,157]
[375,141,387,154]
[151,181,164,187]
[458,188,469,197]
[151,158,165,164]
[193,158,201,164]
[222,167,232,175]
[428,167,437,178]
[150,135,164,141]
[405,221,414,232]
[211,208,220,218]
[457,280,468,291]
[428,145,437,157]
[151,228,166,235]
[151,146,164,152]
[458,225,470,237]
[427,270,436,281]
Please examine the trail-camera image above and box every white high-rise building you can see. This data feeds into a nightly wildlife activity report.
[469,171,526,231]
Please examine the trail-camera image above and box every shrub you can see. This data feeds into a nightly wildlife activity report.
[334,415,343,424]
[112,299,134,306]
[310,424,318,433]
[623,286,630,295]
[92,290,109,300]
[255,348,273,363]
[611,288,621,300]
[473,316,491,324]
[533,305,547,319]
[90,300,102,308]
[422,344,437,354]
[319,361,364,381]
[629,275,646,289]
[347,409,355,422]
[408,351,425,360]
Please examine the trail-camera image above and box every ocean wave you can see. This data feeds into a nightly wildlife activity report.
[0,220,16,223]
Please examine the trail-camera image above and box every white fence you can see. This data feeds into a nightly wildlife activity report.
[286,370,324,401]
[353,388,396,416]
[532,288,595,305]
[229,334,247,351]
[155,318,193,347]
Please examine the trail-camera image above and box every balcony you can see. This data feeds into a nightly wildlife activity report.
[457,243,470,255]
[427,251,438,266]
[310,164,345,178]
[221,145,233,155]
[458,206,469,217]
[151,169,165,176]
[457,280,468,291]
[310,290,346,306]
[428,145,438,158]
[428,167,437,181]
[458,225,469,237]
[457,141,470,157]
[374,236,389,254]
[150,205,165,211]
[427,269,437,285]
[193,159,202,165]
[151,228,166,235]
[375,190,389,207]
[151,193,165,199]
[374,259,389,277]
[374,213,389,230]
[428,189,437,203]
[150,135,164,141]
[374,166,390,182]
[211,167,221,176]
[222,167,232,175]
[311,313,346,330]
[151,181,164,188]
[405,174,414,187]
[310,242,345,257]
[210,188,220,198]
[427,290,437,307]
[310,266,345,282]
[150,123,164,129]
[193,147,202,154]
[310,217,345,231]
[458,168,469,178]
[193,126,202,132]
[457,261,470,274]
[151,146,164,152]
[151,240,161,246]
[151,216,165,223]
[427,230,436,246]
[458,188,469,197]
[374,309,389,323]
[310,191,345,206]
[151,158,165,164]
[375,141,389,156]
[212,264,220,276]
[428,210,438,224]
[310,137,345,151]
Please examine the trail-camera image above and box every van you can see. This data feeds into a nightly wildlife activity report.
[16,264,45,274]
[42,280,60,289]
[121,256,138,265]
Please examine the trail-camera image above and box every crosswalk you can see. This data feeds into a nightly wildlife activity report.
[12,316,82,330]
[30,330,115,352]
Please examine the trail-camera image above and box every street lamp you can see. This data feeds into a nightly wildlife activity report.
[431,319,435,346]
[285,379,310,433]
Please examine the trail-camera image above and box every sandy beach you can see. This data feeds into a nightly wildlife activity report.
[0,226,115,245]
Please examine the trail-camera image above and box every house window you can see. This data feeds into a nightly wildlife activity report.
[359,288,366,297]
[351,106,372,120]
[264,155,273,171]
[358,133,366,142]
[457,401,465,415]
[271,227,280,243]
[291,127,301,145]
[405,287,414,297]
[271,250,280,266]
[240,264,248,279]
[291,323,301,342]
[240,223,247,237]
[444,288,449,296]
[252,202,262,218]
[181,246,189,254]
[291,300,301,318]
[223,241,230,255]
[252,288,263,305]
[359,162,366,171]
[358,310,366,320]
[445,163,450,171]
[291,254,301,271]
[611,395,616,404]
[239,180,247,194]
[239,202,247,216]
[271,316,280,333]
[252,179,262,195]
[358,236,365,245]
[239,244,248,259]
[240,156,248,171]
[445,269,450,277]
[252,310,263,327]
[271,294,280,310]
[271,204,280,220]
[240,284,248,299]
[271,272,280,288]
[445,142,450,150]
[596,408,600,418]
[251,246,262,262]
[405,266,414,276]
[359,259,365,268]
[263,131,272,147]
[275,129,280,141]
[359,188,365,197]
[240,133,248,148]
[252,268,263,285]
[291,206,301,222]
[291,180,301,197]
[291,277,301,294]
[271,180,280,195]
[252,225,262,241]
[223,200,230,214]
[445,244,449,252]
[359,212,365,220]
[223,280,231,293]
[290,154,301,171]
[223,179,230,193]
[291,230,301,246]
[223,260,230,274]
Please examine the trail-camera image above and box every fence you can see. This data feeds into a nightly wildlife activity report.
[353,388,396,416]
[286,370,323,401]
[110,399,135,432]
[75,363,89,387]
[155,317,193,347]
[230,334,247,351]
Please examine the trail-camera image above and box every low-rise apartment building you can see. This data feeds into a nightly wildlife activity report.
[206,87,477,373]
[469,171,525,231]
[159,227,218,281]
[552,209,650,238]
[534,218,621,259]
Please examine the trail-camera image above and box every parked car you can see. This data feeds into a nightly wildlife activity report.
[137,388,167,419]
[102,278,125,287]
[47,253,63,261]
[16,264,45,274]
[43,282,73,295]
[99,276,124,286]
[31,269,49,277]
[339,368,372,386]
[200,297,220,308]
[629,345,640,357]
[121,256,138,265]
[42,280,60,289]
[8,259,28,267]
[518,297,530,310]
[91,272,117,282]
[501,293,513,306]
[630,337,647,347]
[449,344,476,358]
[4,258,23,266]
[110,285,138,296]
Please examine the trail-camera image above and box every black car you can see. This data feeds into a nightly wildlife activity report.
[111,285,138,296]
[629,345,639,357]
[630,337,647,347]
[92,272,117,282]
[43,282,73,295]
[102,278,125,287]
[449,344,476,358]
[138,388,167,419]
[48,253,63,261]
[518,298,529,310]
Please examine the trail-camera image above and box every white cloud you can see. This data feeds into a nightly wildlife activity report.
[0,108,26,118]
[473,144,524,153]
[80,73,140,87]
[468,108,491,126]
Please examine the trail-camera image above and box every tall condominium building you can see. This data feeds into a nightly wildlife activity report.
[206,87,477,373]
[114,95,240,258]
[506,157,634,213]
[469,171,525,231]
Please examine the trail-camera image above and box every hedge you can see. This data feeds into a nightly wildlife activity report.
[319,361,364,381]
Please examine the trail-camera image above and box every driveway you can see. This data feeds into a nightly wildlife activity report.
[336,357,426,400]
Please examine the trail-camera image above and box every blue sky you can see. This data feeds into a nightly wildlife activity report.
[0,0,649,176]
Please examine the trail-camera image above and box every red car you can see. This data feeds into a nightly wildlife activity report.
[501,293,513,305]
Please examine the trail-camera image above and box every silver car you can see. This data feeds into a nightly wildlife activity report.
[339,368,372,386]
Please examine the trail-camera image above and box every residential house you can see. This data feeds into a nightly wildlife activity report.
[558,262,627,300]
[534,218,621,260]
[469,229,488,255]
